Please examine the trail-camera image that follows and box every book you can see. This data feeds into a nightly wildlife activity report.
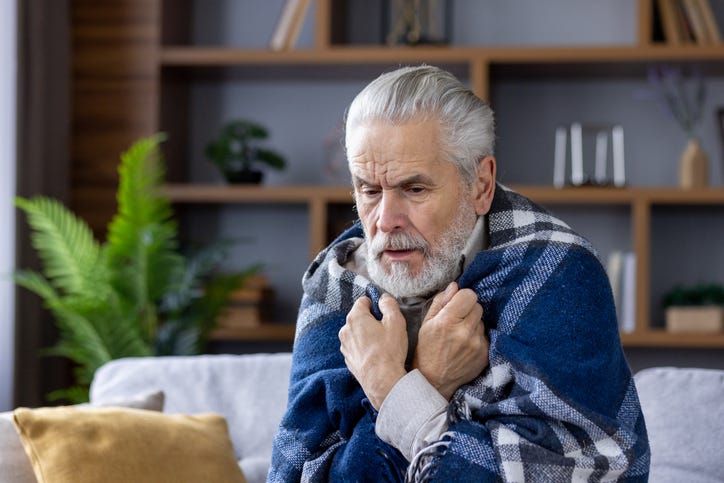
[270,0,302,51]
[658,0,684,44]
[553,126,567,188]
[620,252,637,334]
[674,0,697,42]
[682,0,710,43]
[283,0,311,50]
[697,0,722,43]
[606,251,625,323]
[216,275,274,327]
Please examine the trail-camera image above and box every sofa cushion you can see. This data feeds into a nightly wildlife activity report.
[0,389,164,483]
[13,406,246,483]
[89,352,293,483]
[635,366,724,483]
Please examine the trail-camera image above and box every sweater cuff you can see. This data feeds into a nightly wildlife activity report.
[375,369,449,461]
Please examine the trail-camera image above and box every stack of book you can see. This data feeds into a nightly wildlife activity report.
[657,0,722,45]
[216,275,274,329]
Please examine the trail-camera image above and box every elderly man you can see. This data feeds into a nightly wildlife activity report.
[269,65,649,482]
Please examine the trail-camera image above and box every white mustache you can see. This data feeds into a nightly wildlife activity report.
[370,232,429,258]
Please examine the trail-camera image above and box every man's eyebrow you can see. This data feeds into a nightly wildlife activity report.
[398,174,435,186]
[353,174,435,189]
[352,176,376,189]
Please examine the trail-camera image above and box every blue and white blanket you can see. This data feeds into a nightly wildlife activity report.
[269,184,650,482]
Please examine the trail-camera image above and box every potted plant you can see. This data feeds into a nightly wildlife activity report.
[14,134,258,403]
[205,119,286,184]
[663,283,724,334]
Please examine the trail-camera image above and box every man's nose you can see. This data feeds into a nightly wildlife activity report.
[376,190,407,233]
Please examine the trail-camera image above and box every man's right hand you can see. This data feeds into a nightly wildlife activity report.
[412,282,489,400]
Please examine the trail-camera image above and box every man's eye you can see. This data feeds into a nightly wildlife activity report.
[360,188,380,197]
[406,186,426,194]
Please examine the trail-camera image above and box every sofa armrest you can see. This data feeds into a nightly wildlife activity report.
[635,366,724,483]
[0,412,36,483]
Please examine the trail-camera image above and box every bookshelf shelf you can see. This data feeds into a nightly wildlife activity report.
[210,324,724,349]
[160,45,724,67]
[165,184,724,205]
[209,324,296,342]
[621,330,724,348]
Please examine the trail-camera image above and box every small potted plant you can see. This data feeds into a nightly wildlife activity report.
[205,119,286,184]
[663,283,724,334]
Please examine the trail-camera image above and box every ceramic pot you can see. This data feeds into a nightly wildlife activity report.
[226,169,263,184]
[679,138,709,188]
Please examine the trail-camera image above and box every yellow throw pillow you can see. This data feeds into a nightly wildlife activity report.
[13,406,246,483]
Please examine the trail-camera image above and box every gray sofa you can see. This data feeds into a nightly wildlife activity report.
[2,354,723,482]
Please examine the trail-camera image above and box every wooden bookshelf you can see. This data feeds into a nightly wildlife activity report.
[70,0,724,347]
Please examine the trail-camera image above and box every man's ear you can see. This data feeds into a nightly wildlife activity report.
[472,156,496,216]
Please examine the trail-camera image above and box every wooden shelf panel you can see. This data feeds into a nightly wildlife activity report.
[621,330,724,348]
[160,45,724,67]
[209,324,296,341]
[165,183,724,205]
[209,325,724,348]
[163,184,353,203]
[517,186,724,204]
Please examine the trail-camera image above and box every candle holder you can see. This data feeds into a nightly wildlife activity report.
[553,123,626,188]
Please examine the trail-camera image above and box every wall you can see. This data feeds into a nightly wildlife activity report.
[0,0,17,411]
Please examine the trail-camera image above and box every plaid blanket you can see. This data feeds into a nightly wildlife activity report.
[269,184,650,482]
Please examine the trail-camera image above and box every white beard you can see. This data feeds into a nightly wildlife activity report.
[365,200,478,298]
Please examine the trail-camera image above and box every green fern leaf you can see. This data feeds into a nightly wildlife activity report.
[45,306,113,370]
[106,134,181,311]
[13,270,60,303]
[15,197,110,301]
[47,386,90,404]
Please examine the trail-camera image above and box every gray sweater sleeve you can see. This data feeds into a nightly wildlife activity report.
[374,369,449,462]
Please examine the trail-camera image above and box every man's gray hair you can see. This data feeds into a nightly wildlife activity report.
[344,65,495,185]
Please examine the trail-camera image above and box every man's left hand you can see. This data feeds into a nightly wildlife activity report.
[413,282,489,400]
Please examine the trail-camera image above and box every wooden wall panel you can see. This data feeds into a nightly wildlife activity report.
[71,0,161,236]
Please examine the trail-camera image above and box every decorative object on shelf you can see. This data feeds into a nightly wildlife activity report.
[383,0,451,46]
[205,119,286,184]
[14,135,255,403]
[663,283,724,333]
[647,64,709,188]
[679,137,709,187]
[553,123,625,188]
